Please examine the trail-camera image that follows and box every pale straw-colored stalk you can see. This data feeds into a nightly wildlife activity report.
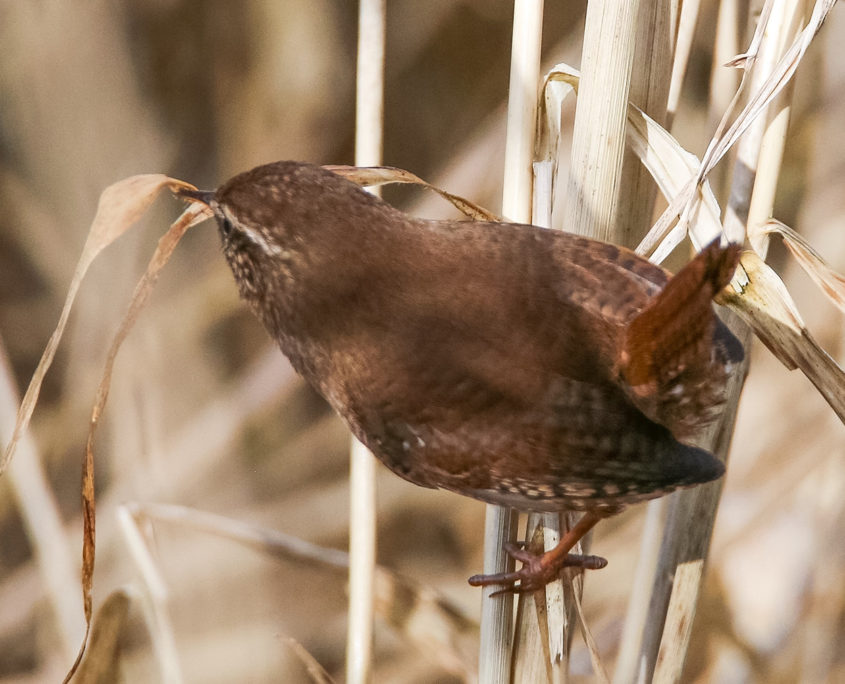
[511,165,566,681]
[707,0,744,201]
[563,0,642,242]
[560,0,641,680]
[116,505,183,684]
[479,1,543,682]
[348,1,385,681]
[613,2,693,681]
[616,0,675,249]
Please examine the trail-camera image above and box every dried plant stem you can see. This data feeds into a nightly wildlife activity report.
[558,0,640,675]
[746,0,810,256]
[641,2,810,680]
[480,1,543,681]
[348,2,385,682]
[643,351,748,682]
[616,0,675,248]
[563,0,641,243]
[612,499,664,684]
[613,2,693,679]
[116,505,183,684]
[707,0,744,200]
[511,163,567,679]
[667,0,702,124]
[0,341,84,662]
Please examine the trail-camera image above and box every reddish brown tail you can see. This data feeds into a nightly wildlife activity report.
[619,239,742,435]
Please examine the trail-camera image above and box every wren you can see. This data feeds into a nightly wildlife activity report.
[180,161,743,593]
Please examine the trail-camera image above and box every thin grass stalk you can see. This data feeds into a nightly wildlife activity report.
[116,505,183,684]
[666,0,702,125]
[348,1,385,681]
[612,499,664,684]
[707,0,746,202]
[745,0,809,256]
[479,1,543,681]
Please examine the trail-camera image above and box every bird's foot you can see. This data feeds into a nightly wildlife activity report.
[467,542,607,595]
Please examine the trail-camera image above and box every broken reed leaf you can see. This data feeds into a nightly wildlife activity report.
[541,53,844,427]
[322,164,501,221]
[720,251,845,423]
[72,589,132,684]
[761,219,845,314]
[64,201,204,683]
[696,0,835,194]
[0,174,199,478]
[630,0,833,258]
[540,64,724,261]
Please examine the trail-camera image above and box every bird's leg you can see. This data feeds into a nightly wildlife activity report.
[468,511,607,594]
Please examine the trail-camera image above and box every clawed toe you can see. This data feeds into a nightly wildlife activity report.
[468,512,608,594]
[467,545,608,594]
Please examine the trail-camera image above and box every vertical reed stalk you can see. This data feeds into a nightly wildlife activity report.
[479,1,544,682]
[348,1,385,681]
[641,2,809,680]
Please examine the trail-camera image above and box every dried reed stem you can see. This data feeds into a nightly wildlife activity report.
[348,1,385,681]
[479,1,544,682]
[0,341,84,662]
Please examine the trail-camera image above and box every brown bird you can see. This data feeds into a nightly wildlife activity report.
[180,160,743,593]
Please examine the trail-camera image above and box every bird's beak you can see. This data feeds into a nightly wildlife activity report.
[177,187,216,206]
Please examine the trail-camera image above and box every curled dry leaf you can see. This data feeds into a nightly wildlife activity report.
[1,174,199,477]
[720,250,845,423]
[66,200,205,683]
[0,174,204,682]
[760,219,845,314]
[323,164,501,222]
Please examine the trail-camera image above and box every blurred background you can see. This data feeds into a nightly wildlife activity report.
[0,1,843,682]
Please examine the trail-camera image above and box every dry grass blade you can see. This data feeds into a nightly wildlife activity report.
[761,219,845,313]
[701,0,835,179]
[64,199,206,683]
[721,251,845,422]
[0,175,198,477]
[284,637,337,684]
[570,575,609,684]
[638,0,835,259]
[323,164,501,221]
